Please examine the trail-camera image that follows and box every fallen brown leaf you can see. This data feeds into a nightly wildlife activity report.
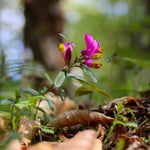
[26,142,54,150]
[49,110,114,128]
[37,93,75,117]
[18,117,40,146]
[55,129,102,150]
[126,141,148,150]
[102,96,139,110]
[93,139,103,150]
[6,139,21,150]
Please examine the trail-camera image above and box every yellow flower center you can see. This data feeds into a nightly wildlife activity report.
[59,43,65,53]
[92,53,102,60]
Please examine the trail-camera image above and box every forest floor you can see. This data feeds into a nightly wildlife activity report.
[0,94,150,150]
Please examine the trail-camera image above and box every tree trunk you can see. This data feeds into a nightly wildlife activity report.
[23,0,65,71]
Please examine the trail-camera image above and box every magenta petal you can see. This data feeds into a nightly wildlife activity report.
[85,34,93,49]
[81,50,87,55]
[64,42,74,52]
[84,59,94,67]
[81,33,101,59]
[65,48,72,65]
[90,40,98,52]
[63,42,74,59]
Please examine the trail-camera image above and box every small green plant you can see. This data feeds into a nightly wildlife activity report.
[0,87,54,130]
[104,101,138,144]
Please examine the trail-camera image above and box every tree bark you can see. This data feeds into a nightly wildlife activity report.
[23,0,65,71]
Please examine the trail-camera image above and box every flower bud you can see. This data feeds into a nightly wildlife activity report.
[92,62,102,69]
[98,47,104,54]
[92,53,102,60]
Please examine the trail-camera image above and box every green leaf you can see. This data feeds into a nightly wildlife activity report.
[44,99,54,111]
[29,96,48,107]
[29,96,48,101]
[75,86,91,97]
[67,73,95,88]
[94,88,110,98]
[41,126,54,134]
[124,122,138,128]
[59,33,77,57]
[59,87,66,101]
[20,87,39,96]
[81,63,99,86]
[42,86,48,93]
[15,101,33,109]
[115,120,124,125]
[33,125,54,134]
[49,92,55,97]
[117,102,124,115]
[43,72,53,85]
[54,70,66,88]
[0,98,15,105]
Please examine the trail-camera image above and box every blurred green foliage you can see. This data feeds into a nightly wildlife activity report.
[63,0,150,102]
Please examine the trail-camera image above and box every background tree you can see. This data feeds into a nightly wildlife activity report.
[23,0,65,71]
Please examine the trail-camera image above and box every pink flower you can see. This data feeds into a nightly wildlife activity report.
[59,42,75,65]
[81,33,100,59]
[81,34,103,69]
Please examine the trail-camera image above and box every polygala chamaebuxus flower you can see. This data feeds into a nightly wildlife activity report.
[81,33,104,69]
[58,33,103,69]
[59,42,75,66]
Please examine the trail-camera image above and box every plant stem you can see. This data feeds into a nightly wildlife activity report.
[88,91,93,128]
[34,99,42,119]
[10,104,15,129]
[104,121,116,144]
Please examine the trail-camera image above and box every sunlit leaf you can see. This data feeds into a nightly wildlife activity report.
[54,70,66,88]
[115,120,124,125]
[15,101,33,109]
[59,87,66,101]
[67,73,95,88]
[75,86,91,97]
[80,63,99,86]
[94,88,110,98]
[20,87,39,96]
[117,101,124,115]
[37,126,54,134]
[124,122,138,128]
